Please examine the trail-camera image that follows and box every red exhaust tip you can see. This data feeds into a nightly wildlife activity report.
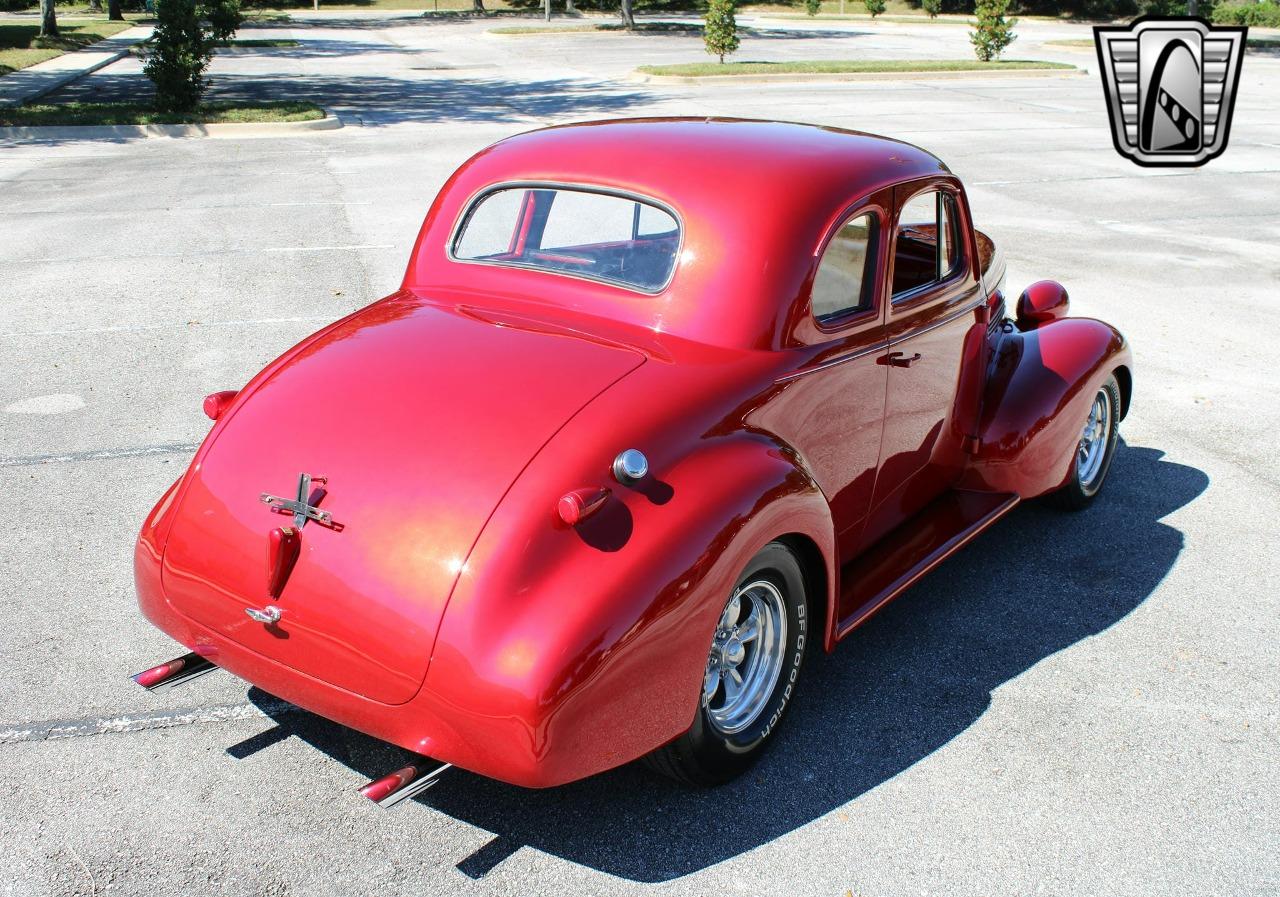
[131,652,217,692]
[134,658,185,689]
[359,766,420,803]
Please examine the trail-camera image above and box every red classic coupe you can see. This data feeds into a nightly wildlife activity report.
[134,119,1132,803]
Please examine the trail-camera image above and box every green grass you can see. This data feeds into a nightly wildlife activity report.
[762,12,966,23]
[490,21,700,33]
[637,58,1075,77]
[0,100,325,126]
[0,19,135,76]
[249,0,519,10]
[1044,38,1094,48]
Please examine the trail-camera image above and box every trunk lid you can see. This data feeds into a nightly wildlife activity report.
[161,294,643,704]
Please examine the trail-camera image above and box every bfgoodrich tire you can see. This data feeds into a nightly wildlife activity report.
[643,541,809,787]
[1047,374,1122,511]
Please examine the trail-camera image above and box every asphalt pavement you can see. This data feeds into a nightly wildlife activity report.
[1,15,1278,897]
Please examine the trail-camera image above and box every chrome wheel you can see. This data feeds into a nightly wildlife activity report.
[703,579,787,735]
[1076,387,1113,494]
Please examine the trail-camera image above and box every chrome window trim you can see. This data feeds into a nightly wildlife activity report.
[447,180,685,296]
[811,209,881,329]
[889,186,971,306]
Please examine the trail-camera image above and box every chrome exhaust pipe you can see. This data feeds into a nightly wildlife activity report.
[131,652,217,693]
[359,761,452,808]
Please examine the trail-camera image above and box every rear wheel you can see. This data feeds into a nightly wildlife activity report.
[1047,374,1121,511]
[643,541,809,787]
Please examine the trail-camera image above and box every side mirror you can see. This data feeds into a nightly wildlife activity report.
[1015,280,1069,328]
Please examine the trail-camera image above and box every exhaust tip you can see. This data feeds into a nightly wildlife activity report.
[359,761,451,808]
[132,652,216,692]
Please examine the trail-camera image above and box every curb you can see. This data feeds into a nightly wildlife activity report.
[0,25,152,107]
[630,67,1083,85]
[0,113,343,141]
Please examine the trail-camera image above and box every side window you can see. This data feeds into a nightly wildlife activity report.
[892,190,962,299]
[811,212,877,323]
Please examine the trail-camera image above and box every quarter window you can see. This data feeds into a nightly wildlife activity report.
[811,213,877,323]
[891,190,962,299]
[453,186,680,292]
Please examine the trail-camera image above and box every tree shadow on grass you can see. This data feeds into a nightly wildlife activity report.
[42,71,660,125]
[247,442,1207,882]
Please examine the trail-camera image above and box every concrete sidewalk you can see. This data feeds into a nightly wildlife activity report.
[0,24,151,107]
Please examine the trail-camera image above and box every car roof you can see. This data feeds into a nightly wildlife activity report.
[406,118,952,350]
[478,118,947,206]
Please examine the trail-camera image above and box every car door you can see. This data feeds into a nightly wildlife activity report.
[755,191,892,560]
[867,179,984,533]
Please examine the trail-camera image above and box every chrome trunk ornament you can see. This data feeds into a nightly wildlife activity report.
[261,472,339,530]
[245,605,283,624]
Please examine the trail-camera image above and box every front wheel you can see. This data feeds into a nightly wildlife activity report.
[1047,374,1121,511]
[643,541,809,787]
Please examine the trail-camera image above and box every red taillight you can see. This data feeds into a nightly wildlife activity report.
[202,390,238,421]
[557,487,610,526]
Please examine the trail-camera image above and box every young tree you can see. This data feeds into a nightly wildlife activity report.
[805,0,821,16]
[864,0,885,15]
[620,0,635,30]
[970,0,1016,61]
[144,0,242,112]
[472,0,485,11]
[39,0,58,38]
[922,0,941,17]
[703,0,739,63]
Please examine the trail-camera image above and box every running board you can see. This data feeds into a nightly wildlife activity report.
[131,652,218,693]
[836,490,1019,641]
[359,761,452,809]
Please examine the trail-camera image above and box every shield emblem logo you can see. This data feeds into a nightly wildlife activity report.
[1094,16,1247,167]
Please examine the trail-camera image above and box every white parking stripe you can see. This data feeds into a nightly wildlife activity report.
[0,443,200,468]
[1,315,336,339]
[0,699,300,744]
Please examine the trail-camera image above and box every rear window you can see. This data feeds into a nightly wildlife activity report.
[452,186,680,292]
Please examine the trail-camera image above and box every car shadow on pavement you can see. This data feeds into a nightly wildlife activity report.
[249,441,1207,883]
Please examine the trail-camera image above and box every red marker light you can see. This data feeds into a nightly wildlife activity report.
[202,390,239,421]
[557,487,610,526]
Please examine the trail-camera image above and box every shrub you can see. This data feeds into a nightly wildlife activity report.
[864,0,885,14]
[143,0,242,112]
[1214,0,1280,25]
[970,0,1015,62]
[703,0,738,63]
[922,0,942,16]
[805,0,820,16]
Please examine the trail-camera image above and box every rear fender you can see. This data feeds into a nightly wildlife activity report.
[960,317,1132,497]
[425,434,834,787]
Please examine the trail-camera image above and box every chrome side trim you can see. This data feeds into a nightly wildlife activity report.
[777,298,982,383]
[890,297,985,343]
[775,340,891,383]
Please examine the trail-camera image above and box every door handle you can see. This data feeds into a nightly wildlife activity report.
[880,351,922,368]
